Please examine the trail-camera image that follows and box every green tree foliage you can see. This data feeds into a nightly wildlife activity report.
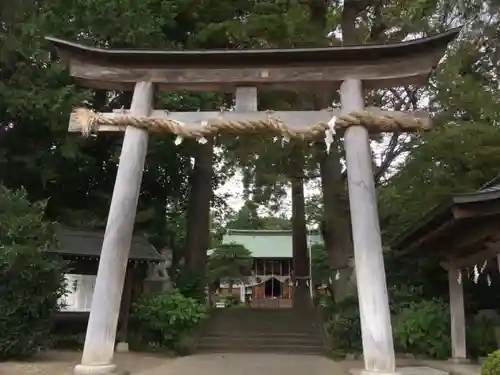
[175,267,207,302]
[380,124,500,241]
[310,243,333,288]
[226,200,292,230]
[379,0,500,240]
[1,0,238,266]
[207,243,252,293]
[0,186,66,359]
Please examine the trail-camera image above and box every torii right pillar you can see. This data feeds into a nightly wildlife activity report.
[341,78,397,375]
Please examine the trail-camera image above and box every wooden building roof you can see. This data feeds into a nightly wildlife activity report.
[208,229,323,259]
[392,184,500,266]
[45,28,460,92]
[49,228,163,262]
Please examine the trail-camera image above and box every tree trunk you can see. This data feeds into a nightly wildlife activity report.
[184,138,214,279]
[311,77,356,302]
[313,0,368,304]
[291,176,308,279]
[290,145,309,307]
[318,146,356,302]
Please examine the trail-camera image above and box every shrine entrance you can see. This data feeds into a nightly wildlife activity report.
[265,277,283,298]
[46,27,459,375]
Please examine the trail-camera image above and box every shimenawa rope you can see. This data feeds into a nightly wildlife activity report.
[72,107,430,138]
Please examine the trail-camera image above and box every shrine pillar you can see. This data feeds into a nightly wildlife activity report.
[341,78,397,375]
[74,81,153,375]
[447,262,467,362]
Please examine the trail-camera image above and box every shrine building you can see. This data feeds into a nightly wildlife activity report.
[208,229,323,308]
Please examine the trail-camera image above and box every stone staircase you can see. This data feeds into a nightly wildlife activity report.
[196,307,326,355]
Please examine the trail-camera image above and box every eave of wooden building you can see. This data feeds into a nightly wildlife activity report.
[392,185,500,267]
[45,28,460,92]
[49,227,163,262]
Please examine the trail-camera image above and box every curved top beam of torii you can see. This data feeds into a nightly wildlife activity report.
[46,28,460,93]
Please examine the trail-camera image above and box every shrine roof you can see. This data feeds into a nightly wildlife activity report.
[392,182,500,259]
[46,28,459,67]
[48,227,163,261]
[208,229,323,258]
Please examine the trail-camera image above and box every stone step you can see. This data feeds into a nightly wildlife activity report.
[203,329,320,336]
[196,306,326,355]
[202,326,320,333]
[207,319,317,326]
[199,336,323,346]
[206,322,314,327]
[209,308,309,314]
[205,321,320,327]
[207,313,319,322]
[196,342,326,355]
[208,312,318,321]
[205,330,318,339]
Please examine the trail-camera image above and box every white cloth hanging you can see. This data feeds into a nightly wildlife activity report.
[248,275,290,286]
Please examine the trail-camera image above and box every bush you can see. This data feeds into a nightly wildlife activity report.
[393,298,451,359]
[324,296,362,358]
[52,333,85,350]
[468,315,498,359]
[131,290,208,354]
[0,186,66,359]
[216,294,240,307]
[225,295,241,307]
[482,350,500,375]
[172,334,197,356]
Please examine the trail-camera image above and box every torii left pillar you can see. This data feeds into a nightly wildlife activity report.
[74,81,153,375]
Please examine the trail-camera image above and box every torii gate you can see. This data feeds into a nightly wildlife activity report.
[47,28,459,375]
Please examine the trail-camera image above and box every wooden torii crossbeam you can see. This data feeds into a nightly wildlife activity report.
[46,27,460,375]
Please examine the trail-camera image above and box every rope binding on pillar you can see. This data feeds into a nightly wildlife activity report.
[72,107,430,139]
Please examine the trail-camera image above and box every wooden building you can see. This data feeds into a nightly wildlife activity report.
[50,227,163,350]
[392,178,500,363]
[209,229,323,308]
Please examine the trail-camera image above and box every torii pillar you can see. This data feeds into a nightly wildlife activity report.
[74,81,153,375]
[341,78,396,375]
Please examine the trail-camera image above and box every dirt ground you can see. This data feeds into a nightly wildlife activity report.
[0,350,480,375]
[0,351,168,375]
[0,351,361,375]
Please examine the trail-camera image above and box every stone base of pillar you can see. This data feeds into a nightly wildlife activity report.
[115,342,129,353]
[74,363,128,375]
[448,357,470,364]
[349,369,401,375]
[350,366,450,375]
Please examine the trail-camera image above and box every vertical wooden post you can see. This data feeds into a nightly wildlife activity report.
[74,81,153,375]
[448,263,467,362]
[116,264,134,352]
[235,86,257,112]
[341,79,396,375]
